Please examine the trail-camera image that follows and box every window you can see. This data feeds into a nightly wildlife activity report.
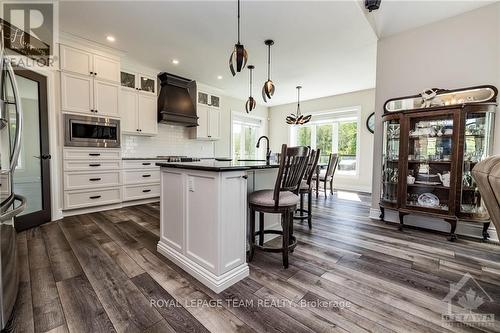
[290,109,360,175]
[232,114,264,160]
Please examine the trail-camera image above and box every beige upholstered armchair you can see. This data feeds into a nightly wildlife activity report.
[472,156,500,241]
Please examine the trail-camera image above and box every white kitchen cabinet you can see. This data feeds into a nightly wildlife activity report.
[120,70,156,95]
[60,44,120,83]
[120,89,139,133]
[138,94,158,135]
[119,89,158,136]
[61,72,119,117]
[198,91,220,109]
[60,45,92,77]
[190,104,220,140]
[94,80,120,117]
[93,54,121,83]
[61,72,93,114]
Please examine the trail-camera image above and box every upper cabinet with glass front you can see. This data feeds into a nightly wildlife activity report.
[120,70,156,95]
[380,85,497,241]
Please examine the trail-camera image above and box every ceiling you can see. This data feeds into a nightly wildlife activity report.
[59,1,494,106]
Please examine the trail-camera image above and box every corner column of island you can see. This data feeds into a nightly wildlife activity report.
[155,161,280,293]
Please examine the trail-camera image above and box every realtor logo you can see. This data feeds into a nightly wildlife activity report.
[1,1,57,66]
[442,272,494,328]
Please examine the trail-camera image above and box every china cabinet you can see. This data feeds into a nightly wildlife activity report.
[380,85,497,241]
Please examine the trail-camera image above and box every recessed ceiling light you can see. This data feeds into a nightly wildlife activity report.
[217,75,223,80]
[106,35,115,42]
[172,59,179,65]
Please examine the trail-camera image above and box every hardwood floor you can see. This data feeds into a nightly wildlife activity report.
[10,191,500,333]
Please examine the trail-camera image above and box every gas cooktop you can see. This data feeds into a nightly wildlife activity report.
[157,156,201,163]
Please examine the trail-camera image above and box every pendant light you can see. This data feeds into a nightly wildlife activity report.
[229,0,248,76]
[245,65,256,113]
[262,39,275,102]
[286,86,311,125]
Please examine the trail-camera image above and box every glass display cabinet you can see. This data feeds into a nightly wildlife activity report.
[380,85,497,241]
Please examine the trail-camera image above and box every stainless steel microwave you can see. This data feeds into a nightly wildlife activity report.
[64,114,120,148]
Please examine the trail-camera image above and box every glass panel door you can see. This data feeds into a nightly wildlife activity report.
[460,111,494,217]
[9,70,51,230]
[120,71,136,89]
[406,115,454,212]
[381,119,399,205]
[140,75,155,93]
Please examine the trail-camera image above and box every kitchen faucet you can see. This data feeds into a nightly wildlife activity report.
[256,136,271,164]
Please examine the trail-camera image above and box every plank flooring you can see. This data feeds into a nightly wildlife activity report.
[10,190,500,333]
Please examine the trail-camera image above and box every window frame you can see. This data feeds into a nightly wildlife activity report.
[289,106,361,177]
[231,112,266,160]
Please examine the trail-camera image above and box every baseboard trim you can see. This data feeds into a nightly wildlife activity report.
[61,198,159,218]
[157,241,249,294]
[369,208,382,220]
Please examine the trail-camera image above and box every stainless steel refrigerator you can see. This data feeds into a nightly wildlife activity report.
[0,23,26,331]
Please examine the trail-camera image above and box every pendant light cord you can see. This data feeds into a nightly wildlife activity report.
[267,44,271,80]
[237,0,240,44]
[297,87,301,116]
[249,68,253,96]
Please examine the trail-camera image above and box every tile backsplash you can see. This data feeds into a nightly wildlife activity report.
[121,124,214,158]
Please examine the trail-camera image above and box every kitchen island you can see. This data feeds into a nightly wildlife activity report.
[156,160,280,293]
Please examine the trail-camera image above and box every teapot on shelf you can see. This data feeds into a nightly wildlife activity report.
[438,172,451,187]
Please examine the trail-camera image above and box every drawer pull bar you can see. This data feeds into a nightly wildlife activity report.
[89,163,101,167]
[89,178,101,181]
[142,174,151,178]
[89,153,101,156]
[89,195,101,199]
[142,189,151,193]
[142,163,151,165]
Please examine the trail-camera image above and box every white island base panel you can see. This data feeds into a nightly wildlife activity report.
[157,242,249,293]
[157,165,280,293]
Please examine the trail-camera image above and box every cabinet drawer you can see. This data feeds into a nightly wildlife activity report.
[64,171,121,190]
[123,170,160,185]
[63,148,121,160]
[122,160,161,170]
[123,184,160,201]
[64,160,122,172]
[64,187,122,210]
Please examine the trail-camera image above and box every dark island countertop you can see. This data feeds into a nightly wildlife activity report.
[156,160,280,172]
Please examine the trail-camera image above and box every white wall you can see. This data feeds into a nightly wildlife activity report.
[371,3,500,239]
[269,88,375,193]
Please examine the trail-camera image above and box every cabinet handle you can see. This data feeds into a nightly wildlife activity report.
[142,174,151,178]
[89,178,101,181]
[89,153,101,156]
[89,195,101,199]
[89,163,101,167]
[142,189,151,193]
[142,163,151,166]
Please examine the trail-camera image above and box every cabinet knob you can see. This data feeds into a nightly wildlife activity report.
[94,72,97,76]
[90,71,94,75]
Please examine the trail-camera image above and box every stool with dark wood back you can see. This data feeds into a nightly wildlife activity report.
[294,149,320,229]
[248,144,310,268]
[314,153,339,198]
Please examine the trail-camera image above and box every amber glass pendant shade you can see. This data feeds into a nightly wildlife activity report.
[262,40,275,102]
[245,65,256,113]
[229,0,248,76]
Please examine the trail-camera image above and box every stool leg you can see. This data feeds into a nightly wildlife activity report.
[324,180,328,198]
[307,190,312,229]
[300,193,304,217]
[316,178,319,197]
[282,212,290,269]
[248,208,256,262]
[289,211,294,253]
[259,212,265,246]
[330,178,334,195]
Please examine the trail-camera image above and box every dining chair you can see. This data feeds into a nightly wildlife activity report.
[313,153,339,198]
[248,144,310,268]
[294,149,320,229]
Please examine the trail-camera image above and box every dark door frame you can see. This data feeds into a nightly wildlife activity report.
[13,68,51,231]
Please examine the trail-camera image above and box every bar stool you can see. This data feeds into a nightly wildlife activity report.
[248,144,310,268]
[313,153,339,198]
[294,149,320,229]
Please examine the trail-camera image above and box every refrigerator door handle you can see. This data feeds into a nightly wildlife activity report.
[0,194,26,222]
[5,60,23,172]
